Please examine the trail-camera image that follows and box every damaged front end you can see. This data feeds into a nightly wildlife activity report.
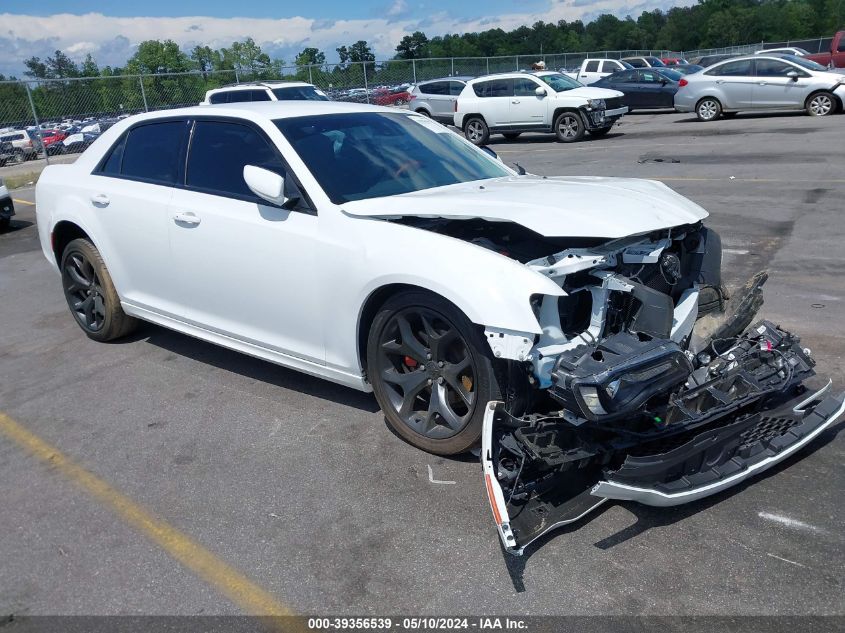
[479,223,845,555]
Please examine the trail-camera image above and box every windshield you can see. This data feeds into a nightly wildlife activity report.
[656,68,683,82]
[272,86,329,101]
[538,73,583,92]
[780,55,828,71]
[275,112,511,204]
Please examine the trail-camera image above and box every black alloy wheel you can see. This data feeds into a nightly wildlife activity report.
[367,290,502,455]
[60,238,137,341]
[63,250,107,332]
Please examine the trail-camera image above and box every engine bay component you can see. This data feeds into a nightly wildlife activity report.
[549,332,693,421]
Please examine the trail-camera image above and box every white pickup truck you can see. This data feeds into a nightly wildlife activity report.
[563,58,633,85]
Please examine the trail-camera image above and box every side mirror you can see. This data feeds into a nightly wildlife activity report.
[535,86,547,97]
[244,165,287,206]
[660,78,668,85]
[786,70,799,80]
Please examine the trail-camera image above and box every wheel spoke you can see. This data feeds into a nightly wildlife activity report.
[442,355,473,407]
[428,384,464,431]
[67,262,90,289]
[81,296,95,326]
[395,314,428,361]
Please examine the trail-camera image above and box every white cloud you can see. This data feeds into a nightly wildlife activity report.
[0,0,694,76]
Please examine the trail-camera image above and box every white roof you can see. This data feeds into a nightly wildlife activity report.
[208,81,315,91]
[124,100,403,125]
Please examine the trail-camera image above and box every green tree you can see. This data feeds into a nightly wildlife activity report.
[295,47,326,67]
[395,31,430,59]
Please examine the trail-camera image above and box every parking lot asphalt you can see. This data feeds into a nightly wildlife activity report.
[1,110,843,617]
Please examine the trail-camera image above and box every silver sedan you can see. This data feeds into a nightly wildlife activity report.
[674,54,845,121]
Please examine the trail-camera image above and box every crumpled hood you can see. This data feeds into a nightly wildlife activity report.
[342,176,708,238]
[561,86,625,100]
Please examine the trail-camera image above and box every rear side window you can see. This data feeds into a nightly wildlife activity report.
[209,91,229,104]
[121,121,186,185]
[449,81,465,96]
[186,120,285,200]
[706,60,753,76]
[585,61,600,72]
[626,58,645,68]
[224,90,267,103]
[600,61,619,73]
[472,79,513,98]
[100,135,126,175]
[419,81,448,95]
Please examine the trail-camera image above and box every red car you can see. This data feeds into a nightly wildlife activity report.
[372,88,412,106]
[661,57,688,66]
[39,129,67,154]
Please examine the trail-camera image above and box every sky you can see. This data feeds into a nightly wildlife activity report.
[0,0,694,77]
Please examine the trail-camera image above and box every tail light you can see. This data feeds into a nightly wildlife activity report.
[678,78,688,87]
[454,100,458,112]
[409,94,416,100]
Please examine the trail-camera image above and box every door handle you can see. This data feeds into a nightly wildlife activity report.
[511,100,521,104]
[758,81,768,85]
[172,211,201,226]
[90,193,110,207]
[716,80,726,84]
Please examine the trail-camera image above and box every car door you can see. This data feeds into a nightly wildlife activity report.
[477,78,514,127]
[604,70,638,107]
[510,77,547,127]
[752,58,811,108]
[704,59,755,108]
[579,60,601,84]
[429,81,452,119]
[89,119,188,315]
[167,118,325,363]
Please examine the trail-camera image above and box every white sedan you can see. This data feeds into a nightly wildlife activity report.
[36,101,843,554]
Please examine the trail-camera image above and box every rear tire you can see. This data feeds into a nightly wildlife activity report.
[696,97,722,121]
[60,238,138,342]
[721,112,738,119]
[806,91,837,116]
[502,132,522,140]
[0,217,9,232]
[554,111,585,142]
[414,109,431,118]
[464,116,490,146]
[366,290,502,455]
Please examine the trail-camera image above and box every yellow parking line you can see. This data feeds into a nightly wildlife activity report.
[13,198,35,206]
[0,411,293,617]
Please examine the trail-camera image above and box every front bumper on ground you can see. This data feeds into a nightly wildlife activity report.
[0,195,15,220]
[482,382,844,556]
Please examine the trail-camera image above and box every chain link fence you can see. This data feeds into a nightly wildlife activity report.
[0,35,834,166]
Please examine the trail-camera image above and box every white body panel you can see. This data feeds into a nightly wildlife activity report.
[564,59,629,85]
[36,101,708,393]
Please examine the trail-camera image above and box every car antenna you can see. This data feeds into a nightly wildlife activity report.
[513,163,527,175]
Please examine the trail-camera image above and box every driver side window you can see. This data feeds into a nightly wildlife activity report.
[185,120,297,204]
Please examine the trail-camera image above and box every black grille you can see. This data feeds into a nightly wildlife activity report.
[605,97,623,110]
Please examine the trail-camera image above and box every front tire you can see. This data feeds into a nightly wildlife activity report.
[60,238,138,342]
[696,97,722,121]
[554,111,585,142]
[366,290,502,455]
[463,116,490,145]
[806,91,837,116]
[0,217,9,232]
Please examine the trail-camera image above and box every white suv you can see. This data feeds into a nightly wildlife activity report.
[454,71,627,144]
[202,82,328,105]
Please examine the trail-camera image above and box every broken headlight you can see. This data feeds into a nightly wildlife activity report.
[550,332,693,422]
